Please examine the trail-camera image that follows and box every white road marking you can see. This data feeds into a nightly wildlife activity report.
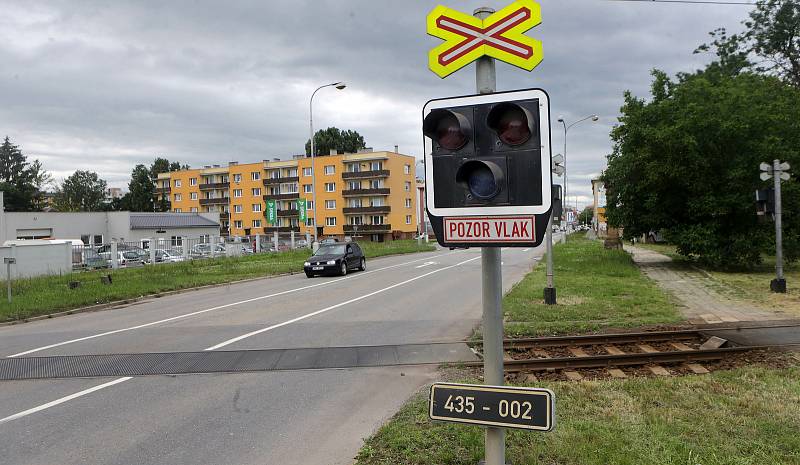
[0,377,133,425]
[7,252,455,358]
[0,251,480,425]
[415,261,437,269]
[204,255,481,351]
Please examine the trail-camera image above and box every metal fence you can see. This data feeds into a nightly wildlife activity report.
[70,233,314,271]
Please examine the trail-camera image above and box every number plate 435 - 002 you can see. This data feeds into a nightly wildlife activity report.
[429,383,555,431]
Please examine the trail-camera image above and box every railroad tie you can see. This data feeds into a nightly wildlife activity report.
[686,363,710,374]
[637,344,659,353]
[604,345,625,355]
[670,342,694,351]
[568,347,590,357]
[648,365,672,376]
[607,368,627,379]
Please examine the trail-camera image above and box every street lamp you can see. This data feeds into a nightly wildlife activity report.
[557,114,598,230]
[309,81,346,244]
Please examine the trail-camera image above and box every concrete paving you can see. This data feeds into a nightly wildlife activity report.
[626,245,790,323]
[0,242,548,465]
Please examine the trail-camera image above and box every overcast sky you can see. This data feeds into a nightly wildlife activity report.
[0,0,752,207]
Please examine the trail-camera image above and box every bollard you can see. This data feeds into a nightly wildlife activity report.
[255,234,261,253]
[110,241,119,269]
[306,232,311,248]
[182,238,189,260]
[291,230,295,249]
[273,232,279,252]
[149,238,156,264]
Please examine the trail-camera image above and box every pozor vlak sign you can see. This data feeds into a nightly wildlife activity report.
[423,88,553,248]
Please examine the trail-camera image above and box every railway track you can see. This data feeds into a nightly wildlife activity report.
[469,329,774,379]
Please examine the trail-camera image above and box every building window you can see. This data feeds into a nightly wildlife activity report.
[303,184,313,193]
[405,198,412,208]
[174,179,181,188]
[372,216,384,225]
[370,161,382,171]
[348,181,360,190]
[252,219,262,228]
[325,182,335,192]
[369,179,382,189]
[252,204,262,212]
[305,217,314,226]
[326,217,336,226]
[233,173,242,183]
[234,220,243,229]
[171,236,183,247]
[303,167,312,176]
[349,199,362,208]
[174,208,182,213]
[234,205,243,213]
[348,163,361,173]
[370,197,383,207]
[190,178,197,186]
[325,200,336,210]
[324,165,335,175]
[287,168,298,177]
[191,207,198,213]
[190,192,198,200]
[269,170,280,179]
[285,183,299,194]
[349,216,363,225]
[307,201,314,210]
[174,193,182,202]
[405,181,411,192]
[404,164,410,174]
[251,172,260,181]
[252,188,261,196]
[406,215,412,224]
[233,189,243,198]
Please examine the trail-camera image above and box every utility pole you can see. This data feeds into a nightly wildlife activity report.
[474,7,505,465]
[760,160,791,293]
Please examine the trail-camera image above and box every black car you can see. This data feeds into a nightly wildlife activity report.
[303,242,366,277]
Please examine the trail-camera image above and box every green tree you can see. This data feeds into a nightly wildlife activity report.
[0,136,51,211]
[55,170,107,211]
[304,127,366,156]
[603,69,800,268]
[578,206,594,225]
[128,164,155,212]
[697,0,800,86]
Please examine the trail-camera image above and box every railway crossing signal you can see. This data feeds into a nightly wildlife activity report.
[760,160,791,293]
[423,88,553,247]
[427,0,543,78]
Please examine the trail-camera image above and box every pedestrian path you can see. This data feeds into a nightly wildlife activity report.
[626,245,789,324]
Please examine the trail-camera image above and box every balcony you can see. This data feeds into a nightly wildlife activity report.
[154,187,171,194]
[199,197,230,206]
[219,212,230,220]
[344,224,391,233]
[342,169,390,180]
[342,206,391,215]
[263,176,299,186]
[264,193,300,201]
[276,209,299,217]
[265,226,301,233]
[199,182,230,190]
[342,188,390,197]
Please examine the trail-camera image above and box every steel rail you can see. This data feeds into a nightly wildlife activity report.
[495,329,703,350]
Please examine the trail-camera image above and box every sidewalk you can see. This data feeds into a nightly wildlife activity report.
[626,245,789,324]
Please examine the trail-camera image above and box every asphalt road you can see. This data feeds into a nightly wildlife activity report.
[0,242,550,465]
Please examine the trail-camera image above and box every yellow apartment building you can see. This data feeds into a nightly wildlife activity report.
[155,150,418,242]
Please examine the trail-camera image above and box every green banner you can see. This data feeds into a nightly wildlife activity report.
[298,199,307,222]
[266,199,277,225]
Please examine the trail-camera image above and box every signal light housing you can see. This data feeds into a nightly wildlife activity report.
[423,88,553,248]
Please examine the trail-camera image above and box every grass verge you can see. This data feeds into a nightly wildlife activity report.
[503,233,682,336]
[355,363,800,465]
[0,240,435,322]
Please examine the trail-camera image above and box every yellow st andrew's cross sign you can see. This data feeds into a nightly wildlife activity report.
[427,0,543,78]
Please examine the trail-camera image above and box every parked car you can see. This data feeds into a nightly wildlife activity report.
[294,239,309,248]
[99,250,143,267]
[147,249,187,263]
[190,243,225,257]
[303,242,366,277]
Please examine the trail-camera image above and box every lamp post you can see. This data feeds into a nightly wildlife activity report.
[557,114,598,231]
[309,81,346,244]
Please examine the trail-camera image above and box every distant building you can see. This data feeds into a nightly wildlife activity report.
[106,187,125,202]
[0,192,220,246]
[155,149,418,242]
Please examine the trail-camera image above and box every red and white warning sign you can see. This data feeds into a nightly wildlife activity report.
[444,216,536,243]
